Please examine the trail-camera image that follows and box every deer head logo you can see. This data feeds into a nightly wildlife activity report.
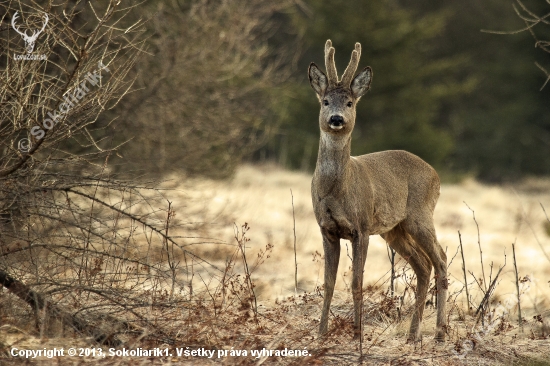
[11,11,49,54]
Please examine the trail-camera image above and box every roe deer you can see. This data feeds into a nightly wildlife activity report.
[309,40,447,342]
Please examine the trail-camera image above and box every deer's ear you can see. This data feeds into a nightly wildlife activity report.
[351,67,372,99]
[308,63,328,99]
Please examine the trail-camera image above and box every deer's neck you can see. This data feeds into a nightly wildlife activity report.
[314,132,352,192]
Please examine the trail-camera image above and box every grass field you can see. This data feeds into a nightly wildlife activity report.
[167,164,550,305]
[145,163,550,364]
[1,164,549,365]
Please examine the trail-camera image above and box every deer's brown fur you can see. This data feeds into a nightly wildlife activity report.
[309,40,447,342]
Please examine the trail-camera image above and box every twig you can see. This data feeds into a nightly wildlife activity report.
[234,223,258,319]
[512,241,523,332]
[468,270,485,292]
[447,243,461,269]
[291,189,298,294]
[164,200,178,301]
[464,202,487,291]
[386,246,396,297]
[475,251,506,321]
[458,231,471,313]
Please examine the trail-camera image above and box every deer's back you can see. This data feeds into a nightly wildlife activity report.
[350,150,440,234]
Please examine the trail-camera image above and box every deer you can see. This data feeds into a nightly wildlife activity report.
[308,40,448,342]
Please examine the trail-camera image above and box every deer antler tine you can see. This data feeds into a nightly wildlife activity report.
[40,13,49,32]
[324,39,338,87]
[12,12,23,35]
[324,39,332,55]
[341,42,362,87]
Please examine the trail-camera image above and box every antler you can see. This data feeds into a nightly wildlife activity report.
[11,12,25,37]
[323,40,362,89]
[11,11,48,40]
[341,42,361,88]
[324,40,338,88]
[25,13,48,42]
[37,13,48,36]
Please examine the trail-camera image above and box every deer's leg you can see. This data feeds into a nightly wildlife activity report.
[319,229,340,336]
[384,230,431,342]
[352,230,368,340]
[434,243,448,340]
[404,219,447,342]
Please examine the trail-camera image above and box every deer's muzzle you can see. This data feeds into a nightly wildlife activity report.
[329,115,345,130]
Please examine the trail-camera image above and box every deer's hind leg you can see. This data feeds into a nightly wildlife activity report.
[382,225,432,342]
[403,217,447,342]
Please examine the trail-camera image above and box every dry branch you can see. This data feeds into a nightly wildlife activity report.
[0,268,121,346]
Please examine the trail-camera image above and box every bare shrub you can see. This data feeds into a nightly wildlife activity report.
[0,0,218,345]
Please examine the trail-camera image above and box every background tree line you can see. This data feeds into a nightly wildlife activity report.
[101,0,550,182]
[7,0,550,183]
[254,0,550,182]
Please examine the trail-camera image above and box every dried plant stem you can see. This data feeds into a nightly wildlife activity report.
[465,202,487,291]
[386,246,396,297]
[475,251,506,323]
[512,242,523,332]
[291,189,298,294]
[458,231,471,313]
[164,200,177,300]
[235,223,258,319]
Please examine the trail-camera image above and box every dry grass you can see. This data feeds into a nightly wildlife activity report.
[164,164,550,306]
[1,163,549,365]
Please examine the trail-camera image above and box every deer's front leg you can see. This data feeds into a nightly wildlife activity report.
[319,229,340,336]
[352,230,369,340]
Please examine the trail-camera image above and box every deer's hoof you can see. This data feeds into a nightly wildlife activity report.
[434,325,447,342]
[406,335,422,344]
[434,332,446,343]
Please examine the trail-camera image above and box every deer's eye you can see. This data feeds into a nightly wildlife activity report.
[347,101,353,107]
[323,100,329,106]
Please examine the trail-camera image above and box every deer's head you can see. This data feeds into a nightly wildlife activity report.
[309,40,372,137]
[12,11,49,54]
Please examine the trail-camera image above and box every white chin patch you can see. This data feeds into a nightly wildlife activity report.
[330,125,343,130]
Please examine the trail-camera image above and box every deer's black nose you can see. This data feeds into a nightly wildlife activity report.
[330,115,344,125]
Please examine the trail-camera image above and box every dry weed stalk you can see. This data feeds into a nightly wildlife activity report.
[458,230,471,312]
[464,202,487,292]
[512,241,523,331]
[291,189,298,295]
[474,253,506,324]
[234,223,259,320]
